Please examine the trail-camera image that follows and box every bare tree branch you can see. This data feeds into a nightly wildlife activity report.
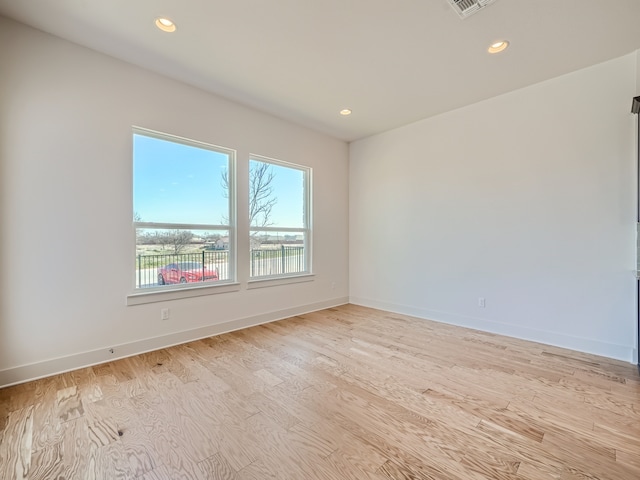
[168,230,193,254]
[249,162,277,228]
[154,231,170,250]
[220,162,277,228]
[221,170,229,199]
[144,230,193,253]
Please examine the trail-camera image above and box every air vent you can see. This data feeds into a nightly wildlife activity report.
[448,0,497,19]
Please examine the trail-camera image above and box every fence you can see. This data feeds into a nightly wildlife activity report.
[136,246,305,288]
[250,245,305,277]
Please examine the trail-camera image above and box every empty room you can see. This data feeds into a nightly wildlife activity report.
[1,0,640,479]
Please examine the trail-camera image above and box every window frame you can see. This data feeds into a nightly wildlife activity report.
[247,154,312,281]
[130,126,237,299]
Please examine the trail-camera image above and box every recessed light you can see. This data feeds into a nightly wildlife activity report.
[155,17,176,33]
[340,109,352,116]
[488,40,509,54]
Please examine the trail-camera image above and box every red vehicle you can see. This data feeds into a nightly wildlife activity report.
[157,262,219,285]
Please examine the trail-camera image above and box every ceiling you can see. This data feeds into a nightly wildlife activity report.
[1,0,640,142]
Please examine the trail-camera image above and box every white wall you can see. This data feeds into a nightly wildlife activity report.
[0,16,349,386]
[350,53,638,362]
[637,50,640,94]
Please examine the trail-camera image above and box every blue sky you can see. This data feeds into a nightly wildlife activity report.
[134,133,306,228]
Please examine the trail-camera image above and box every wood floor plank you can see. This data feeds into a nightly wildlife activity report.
[198,452,239,479]
[236,459,281,480]
[295,388,482,480]
[117,425,159,477]
[28,444,67,480]
[615,448,640,475]
[0,406,34,480]
[215,419,258,472]
[376,457,458,480]
[325,449,388,480]
[1,304,639,479]
[247,391,300,430]
[29,378,65,454]
[242,412,343,480]
[321,451,384,480]
[316,422,389,475]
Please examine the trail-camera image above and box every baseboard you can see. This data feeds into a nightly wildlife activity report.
[0,297,349,388]
[350,296,635,364]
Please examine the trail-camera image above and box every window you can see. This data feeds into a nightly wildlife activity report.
[249,156,311,279]
[133,128,235,290]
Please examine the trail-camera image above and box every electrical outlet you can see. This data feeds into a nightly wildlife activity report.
[478,297,486,308]
[161,308,170,321]
[331,282,336,290]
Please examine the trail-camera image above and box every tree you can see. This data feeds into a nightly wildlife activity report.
[222,162,277,228]
[134,212,144,243]
[151,231,169,250]
[167,230,193,254]
[248,162,277,228]
[135,214,192,255]
[143,230,193,253]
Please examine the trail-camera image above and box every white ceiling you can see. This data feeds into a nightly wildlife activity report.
[2,0,640,142]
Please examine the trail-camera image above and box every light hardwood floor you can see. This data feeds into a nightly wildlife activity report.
[1,304,639,479]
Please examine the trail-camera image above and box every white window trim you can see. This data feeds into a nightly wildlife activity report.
[126,282,241,306]
[247,273,315,290]
[131,127,237,300]
[248,154,312,280]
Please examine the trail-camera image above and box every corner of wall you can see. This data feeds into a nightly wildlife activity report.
[350,296,635,364]
[636,49,640,94]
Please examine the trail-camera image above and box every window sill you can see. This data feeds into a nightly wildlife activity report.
[247,274,315,290]
[127,282,241,306]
